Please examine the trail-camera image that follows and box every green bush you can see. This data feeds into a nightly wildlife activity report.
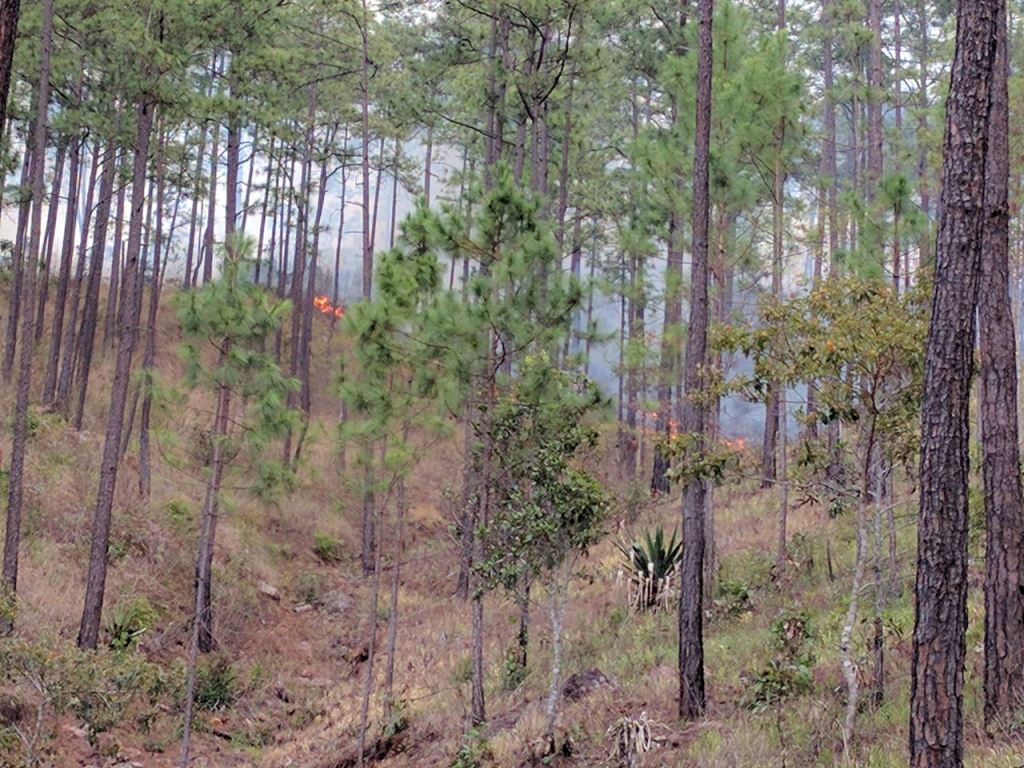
[452,655,473,686]
[771,610,813,657]
[744,609,815,712]
[743,657,814,712]
[382,699,409,739]
[0,640,166,753]
[107,596,159,651]
[450,727,490,768]
[194,658,238,711]
[312,532,342,563]
[715,579,752,615]
[499,647,528,691]
[163,499,194,534]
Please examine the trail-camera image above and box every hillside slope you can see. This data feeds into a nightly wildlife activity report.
[0,300,1020,768]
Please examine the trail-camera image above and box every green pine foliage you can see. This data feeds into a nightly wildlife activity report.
[175,235,299,496]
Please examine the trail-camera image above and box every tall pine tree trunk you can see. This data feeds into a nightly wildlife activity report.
[42,135,81,407]
[652,8,689,492]
[138,125,167,499]
[55,141,101,414]
[202,115,220,285]
[256,136,276,284]
[1,0,52,630]
[183,122,208,291]
[978,0,1024,730]
[360,0,372,298]
[72,141,118,431]
[3,144,34,382]
[34,141,66,341]
[678,0,712,721]
[181,347,232,761]
[910,2,1000,765]
[103,164,126,349]
[77,97,155,650]
[225,85,240,237]
[0,0,20,139]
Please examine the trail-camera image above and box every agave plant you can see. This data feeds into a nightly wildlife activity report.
[617,528,683,612]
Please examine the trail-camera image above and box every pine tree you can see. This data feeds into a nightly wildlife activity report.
[177,237,297,764]
[910,2,1001,765]
[1,0,53,633]
[678,0,712,722]
[978,0,1024,732]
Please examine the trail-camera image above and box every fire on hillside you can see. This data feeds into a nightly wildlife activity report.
[313,295,345,319]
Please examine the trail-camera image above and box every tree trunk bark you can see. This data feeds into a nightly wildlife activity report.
[356,477,384,768]
[3,144,34,382]
[183,121,208,291]
[77,97,155,650]
[72,141,118,431]
[299,125,329,418]
[423,124,433,206]
[543,572,568,752]
[103,164,127,348]
[382,448,408,724]
[240,126,257,235]
[202,115,220,286]
[34,140,66,342]
[652,196,684,493]
[255,136,275,285]
[1,0,52,630]
[333,127,348,304]
[0,0,20,137]
[195,345,231,654]
[225,85,240,238]
[138,124,167,499]
[42,135,82,407]
[180,346,232,764]
[911,2,1000,765]
[360,0,373,298]
[55,141,101,414]
[361,461,376,577]
[978,0,1024,731]
[678,0,712,722]
[867,0,884,201]
[388,137,399,250]
[840,499,866,754]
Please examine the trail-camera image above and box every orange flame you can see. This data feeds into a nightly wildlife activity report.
[642,410,680,439]
[721,436,747,452]
[313,295,345,319]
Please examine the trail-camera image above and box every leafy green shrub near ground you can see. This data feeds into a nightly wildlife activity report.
[743,609,815,712]
[193,658,238,711]
[499,647,528,691]
[452,655,473,686]
[312,532,342,563]
[716,579,752,615]
[450,727,490,768]
[163,499,194,534]
[107,596,159,650]
[0,639,168,758]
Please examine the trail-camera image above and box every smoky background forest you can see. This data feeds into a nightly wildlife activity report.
[0,1,1017,767]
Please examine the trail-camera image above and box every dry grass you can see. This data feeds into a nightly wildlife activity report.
[0,288,1021,767]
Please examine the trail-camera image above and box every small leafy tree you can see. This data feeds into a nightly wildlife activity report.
[717,276,926,746]
[474,358,611,752]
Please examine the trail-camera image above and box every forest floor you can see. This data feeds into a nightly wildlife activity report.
[2,302,1023,768]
